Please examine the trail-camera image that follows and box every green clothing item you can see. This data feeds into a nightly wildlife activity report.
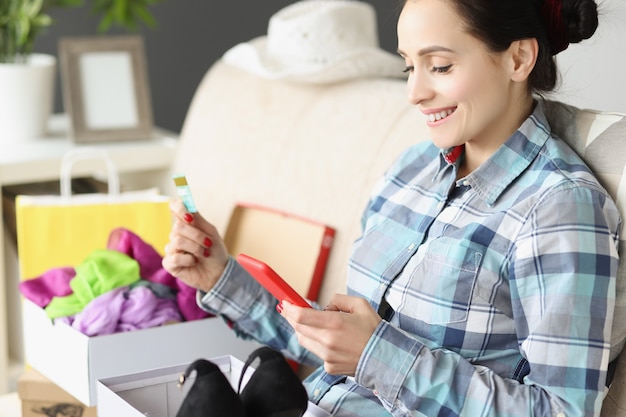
[45,249,140,319]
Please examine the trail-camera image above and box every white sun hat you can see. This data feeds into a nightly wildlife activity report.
[222,0,405,84]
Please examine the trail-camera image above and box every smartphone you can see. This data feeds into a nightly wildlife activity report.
[236,253,312,308]
[172,174,198,213]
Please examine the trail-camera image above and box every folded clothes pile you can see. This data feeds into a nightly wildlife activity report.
[19,228,211,336]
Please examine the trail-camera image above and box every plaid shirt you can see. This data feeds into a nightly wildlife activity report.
[199,101,620,417]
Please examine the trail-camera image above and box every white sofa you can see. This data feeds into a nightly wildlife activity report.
[169,58,626,415]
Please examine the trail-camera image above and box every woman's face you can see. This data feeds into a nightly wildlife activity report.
[397,0,527,152]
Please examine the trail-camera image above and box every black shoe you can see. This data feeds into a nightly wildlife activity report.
[176,358,246,417]
[238,346,309,417]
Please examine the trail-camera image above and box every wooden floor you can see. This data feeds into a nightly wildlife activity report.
[0,393,20,417]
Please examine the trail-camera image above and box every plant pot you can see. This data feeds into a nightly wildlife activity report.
[0,54,56,141]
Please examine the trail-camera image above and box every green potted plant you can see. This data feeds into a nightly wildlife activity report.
[0,0,161,140]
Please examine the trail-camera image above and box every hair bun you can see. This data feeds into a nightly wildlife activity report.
[541,0,598,54]
[562,0,599,43]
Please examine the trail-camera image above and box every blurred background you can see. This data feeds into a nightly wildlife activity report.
[33,0,626,134]
[33,0,403,134]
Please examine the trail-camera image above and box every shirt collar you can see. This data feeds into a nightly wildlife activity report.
[438,100,552,206]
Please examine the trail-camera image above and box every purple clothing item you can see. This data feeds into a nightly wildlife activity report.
[72,285,182,336]
[72,287,127,336]
[107,228,211,321]
[117,290,181,332]
[19,267,76,308]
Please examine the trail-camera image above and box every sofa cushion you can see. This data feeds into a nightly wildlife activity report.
[544,100,626,361]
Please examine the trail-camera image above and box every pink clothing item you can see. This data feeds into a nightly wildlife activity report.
[72,285,182,336]
[107,228,168,284]
[19,267,76,308]
[107,228,211,321]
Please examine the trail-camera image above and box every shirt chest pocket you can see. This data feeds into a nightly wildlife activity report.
[403,240,483,325]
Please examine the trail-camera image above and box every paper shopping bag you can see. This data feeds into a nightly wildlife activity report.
[15,148,172,280]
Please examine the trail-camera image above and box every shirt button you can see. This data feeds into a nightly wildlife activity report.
[313,388,321,397]
[556,413,565,417]
[462,180,470,187]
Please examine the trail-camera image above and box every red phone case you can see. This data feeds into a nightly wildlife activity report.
[236,253,311,308]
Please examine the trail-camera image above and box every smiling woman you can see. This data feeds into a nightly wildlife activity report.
[161,1,620,416]
[396,0,540,173]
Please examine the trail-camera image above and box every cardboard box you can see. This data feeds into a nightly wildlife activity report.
[224,202,335,302]
[22,299,261,407]
[97,355,331,417]
[18,368,97,417]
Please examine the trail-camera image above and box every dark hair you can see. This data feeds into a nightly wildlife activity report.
[441,0,599,93]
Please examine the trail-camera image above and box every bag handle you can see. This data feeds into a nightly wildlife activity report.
[60,148,120,198]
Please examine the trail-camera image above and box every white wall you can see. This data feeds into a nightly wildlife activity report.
[550,0,626,113]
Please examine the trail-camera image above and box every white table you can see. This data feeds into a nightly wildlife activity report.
[0,393,20,417]
[0,115,178,394]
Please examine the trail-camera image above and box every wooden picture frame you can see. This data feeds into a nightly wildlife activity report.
[59,35,154,143]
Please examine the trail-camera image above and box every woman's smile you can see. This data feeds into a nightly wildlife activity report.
[423,107,456,124]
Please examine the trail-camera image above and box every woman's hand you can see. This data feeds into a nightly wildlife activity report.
[280,294,381,376]
[162,199,230,293]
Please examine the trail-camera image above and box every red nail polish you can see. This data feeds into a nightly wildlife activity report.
[203,248,211,257]
[276,302,283,313]
[204,237,213,247]
[184,213,193,223]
